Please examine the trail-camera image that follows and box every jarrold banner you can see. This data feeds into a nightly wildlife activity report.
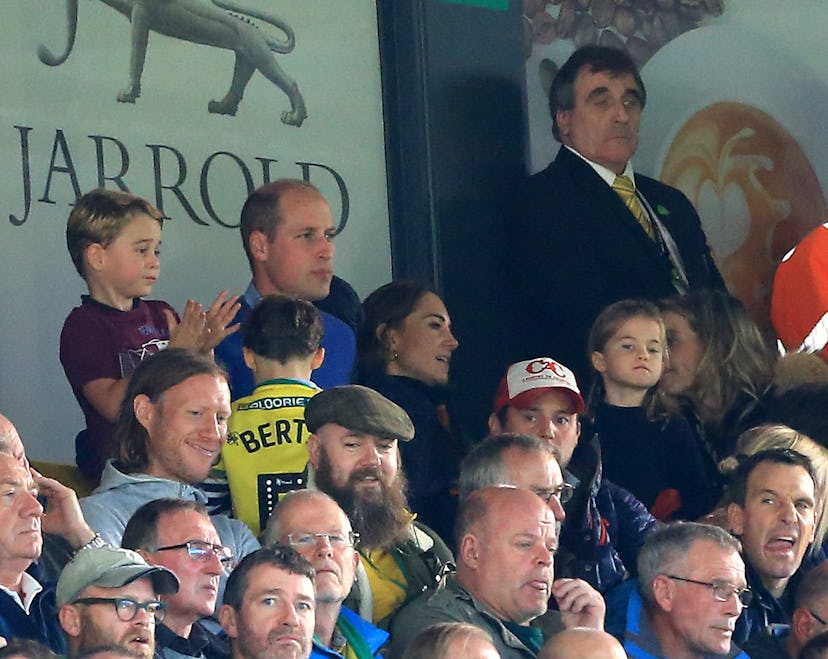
[1,1,391,462]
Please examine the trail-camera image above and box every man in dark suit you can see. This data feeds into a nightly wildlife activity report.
[513,45,724,382]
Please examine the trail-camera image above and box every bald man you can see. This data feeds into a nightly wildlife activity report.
[389,486,604,659]
[538,627,626,659]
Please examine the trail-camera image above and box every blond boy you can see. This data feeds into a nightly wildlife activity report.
[60,188,238,481]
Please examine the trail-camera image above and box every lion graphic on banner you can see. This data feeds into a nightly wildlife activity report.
[39,0,307,126]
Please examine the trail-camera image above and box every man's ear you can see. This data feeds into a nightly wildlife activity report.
[488,413,502,434]
[350,546,361,572]
[58,604,82,638]
[133,394,154,432]
[311,347,325,371]
[218,604,238,638]
[556,109,572,140]
[248,230,269,264]
[591,351,607,374]
[307,433,321,469]
[728,503,745,536]
[652,574,675,612]
[460,533,481,569]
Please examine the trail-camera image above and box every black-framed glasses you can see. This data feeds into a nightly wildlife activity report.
[664,575,753,606]
[153,541,235,567]
[286,531,360,549]
[534,483,575,506]
[811,609,828,625]
[72,597,167,622]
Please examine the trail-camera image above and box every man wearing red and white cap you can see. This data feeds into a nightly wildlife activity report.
[489,357,585,467]
[489,357,657,595]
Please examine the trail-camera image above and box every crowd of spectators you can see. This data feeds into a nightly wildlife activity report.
[3,43,828,659]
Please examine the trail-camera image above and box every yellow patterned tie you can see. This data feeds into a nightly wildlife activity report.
[613,175,655,240]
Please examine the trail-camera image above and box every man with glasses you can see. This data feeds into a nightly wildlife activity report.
[264,490,388,658]
[790,562,828,658]
[56,545,178,659]
[122,499,234,659]
[459,433,571,522]
[609,522,750,659]
[487,357,657,594]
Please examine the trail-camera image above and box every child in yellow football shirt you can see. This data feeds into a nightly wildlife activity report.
[213,295,324,534]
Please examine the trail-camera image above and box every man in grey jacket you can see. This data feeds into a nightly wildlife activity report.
[79,349,259,563]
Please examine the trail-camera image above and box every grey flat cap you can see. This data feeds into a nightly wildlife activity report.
[305,385,415,441]
[57,545,179,608]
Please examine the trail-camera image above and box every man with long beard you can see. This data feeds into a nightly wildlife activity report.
[304,385,454,630]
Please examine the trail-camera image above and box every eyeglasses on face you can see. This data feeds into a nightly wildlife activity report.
[153,541,235,567]
[534,483,575,505]
[664,575,753,606]
[286,531,360,549]
[72,597,167,622]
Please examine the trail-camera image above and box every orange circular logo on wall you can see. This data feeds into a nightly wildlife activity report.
[660,101,825,334]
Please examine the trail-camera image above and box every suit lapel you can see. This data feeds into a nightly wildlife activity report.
[553,147,673,277]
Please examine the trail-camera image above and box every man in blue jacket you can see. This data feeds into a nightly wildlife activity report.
[611,522,750,659]
[727,448,818,647]
[264,489,387,658]
[214,179,355,399]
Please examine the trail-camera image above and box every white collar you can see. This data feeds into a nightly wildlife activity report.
[0,571,43,614]
[564,145,635,188]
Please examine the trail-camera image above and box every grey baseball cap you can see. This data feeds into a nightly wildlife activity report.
[304,385,415,441]
[56,545,179,608]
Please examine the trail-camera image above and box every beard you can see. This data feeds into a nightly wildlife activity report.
[315,448,412,550]
[76,610,155,659]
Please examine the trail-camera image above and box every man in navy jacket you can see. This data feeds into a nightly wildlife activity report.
[0,449,102,653]
[512,45,724,382]
[727,448,818,646]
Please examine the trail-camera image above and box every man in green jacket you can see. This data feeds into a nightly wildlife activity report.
[388,487,604,659]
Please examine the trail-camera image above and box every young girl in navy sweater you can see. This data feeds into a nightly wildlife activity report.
[585,299,716,520]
